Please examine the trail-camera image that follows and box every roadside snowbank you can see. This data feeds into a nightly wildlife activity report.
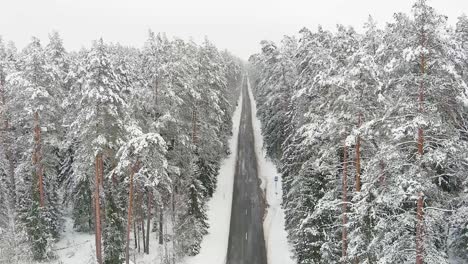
[247,78,295,264]
[184,85,243,264]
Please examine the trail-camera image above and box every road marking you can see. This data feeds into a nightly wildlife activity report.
[245,232,248,241]
[245,209,247,215]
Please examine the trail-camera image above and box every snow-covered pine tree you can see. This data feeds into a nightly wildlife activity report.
[194,38,229,198]
[42,31,70,239]
[7,37,58,260]
[449,13,468,263]
[70,38,128,263]
[253,38,297,161]
[366,2,467,262]
[113,130,169,264]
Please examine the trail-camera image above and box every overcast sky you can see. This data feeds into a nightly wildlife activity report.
[0,0,467,60]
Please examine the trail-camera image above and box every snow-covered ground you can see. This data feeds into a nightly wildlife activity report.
[39,216,163,264]
[184,84,243,264]
[52,217,96,264]
[247,78,295,264]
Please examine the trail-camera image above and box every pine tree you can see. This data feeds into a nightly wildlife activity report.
[103,188,125,264]
[7,37,60,260]
[178,166,209,256]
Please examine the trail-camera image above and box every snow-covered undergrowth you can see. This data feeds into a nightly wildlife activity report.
[33,216,163,264]
[184,88,243,264]
[247,78,295,264]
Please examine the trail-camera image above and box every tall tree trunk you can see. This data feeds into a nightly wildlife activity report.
[342,142,348,263]
[99,154,106,234]
[6,140,15,206]
[192,108,197,145]
[33,111,45,207]
[0,79,16,206]
[416,192,424,264]
[379,160,386,187]
[154,78,158,114]
[416,27,426,264]
[94,153,103,264]
[171,189,176,264]
[159,205,164,245]
[141,198,146,254]
[135,193,141,253]
[134,220,137,249]
[145,189,152,254]
[126,163,136,264]
[137,217,141,253]
[418,48,425,156]
[356,113,362,192]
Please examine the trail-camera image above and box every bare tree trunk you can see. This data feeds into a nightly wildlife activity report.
[154,78,158,114]
[342,142,348,263]
[355,113,362,192]
[145,189,152,254]
[171,189,176,264]
[164,215,168,261]
[0,79,16,206]
[94,153,103,264]
[33,111,45,207]
[353,114,363,264]
[6,141,15,206]
[418,49,425,156]
[137,227,140,253]
[192,108,197,145]
[415,27,426,264]
[379,160,386,187]
[416,193,424,264]
[125,163,136,264]
[137,193,141,254]
[99,154,106,235]
[159,205,164,245]
[134,220,137,249]
[141,205,146,254]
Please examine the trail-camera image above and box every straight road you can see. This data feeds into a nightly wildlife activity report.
[226,77,267,264]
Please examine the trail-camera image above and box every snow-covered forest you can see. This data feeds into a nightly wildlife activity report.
[0,31,243,263]
[249,0,468,263]
[1,0,468,263]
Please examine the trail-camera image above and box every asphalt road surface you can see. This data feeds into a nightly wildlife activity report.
[226,78,267,264]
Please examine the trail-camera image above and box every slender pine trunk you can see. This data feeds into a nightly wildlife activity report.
[416,27,426,264]
[355,113,362,192]
[137,194,141,254]
[0,79,16,206]
[125,163,135,264]
[159,205,164,245]
[342,142,348,263]
[33,111,45,207]
[94,153,103,264]
[416,192,424,264]
[134,220,137,249]
[145,189,152,254]
[141,206,146,253]
[171,189,176,264]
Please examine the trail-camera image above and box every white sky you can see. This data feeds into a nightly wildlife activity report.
[0,0,467,60]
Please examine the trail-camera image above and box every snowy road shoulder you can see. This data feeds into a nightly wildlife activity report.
[247,77,295,264]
